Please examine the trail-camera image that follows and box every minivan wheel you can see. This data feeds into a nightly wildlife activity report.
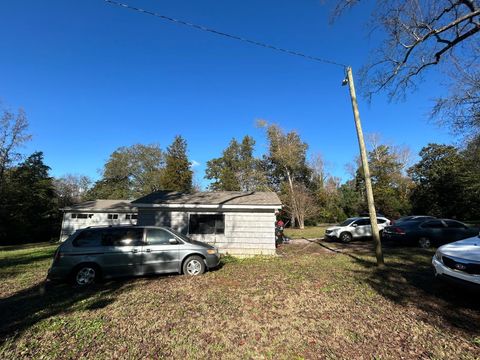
[72,264,99,286]
[418,237,432,249]
[183,256,206,276]
[340,232,353,243]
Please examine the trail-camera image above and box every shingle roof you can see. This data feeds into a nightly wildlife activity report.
[62,199,136,211]
[131,191,282,206]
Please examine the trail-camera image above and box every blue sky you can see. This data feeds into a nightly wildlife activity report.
[0,0,453,188]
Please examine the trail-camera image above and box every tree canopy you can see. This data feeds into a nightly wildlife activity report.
[160,135,193,192]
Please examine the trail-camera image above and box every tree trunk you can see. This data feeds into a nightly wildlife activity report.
[285,168,301,228]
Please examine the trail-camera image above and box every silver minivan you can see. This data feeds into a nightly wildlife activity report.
[47,226,220,286]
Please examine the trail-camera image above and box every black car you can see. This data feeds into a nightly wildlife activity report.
[382,218,479,248]
[393,215,436,224]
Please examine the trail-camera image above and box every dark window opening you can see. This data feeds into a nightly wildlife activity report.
[108,214,119,220]
[189,214,225,235]
[125,214,138,220]
[71,213,93,219]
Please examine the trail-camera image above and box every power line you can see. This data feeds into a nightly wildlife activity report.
[104,0,347,68]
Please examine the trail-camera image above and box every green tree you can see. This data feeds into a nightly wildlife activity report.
[1,152,59,244]
[354,143,412,218]
[205,136,267,191]
[160,135,193,192]
[408,143,473,219]
[87,144,164,199]
[461,135,480,218]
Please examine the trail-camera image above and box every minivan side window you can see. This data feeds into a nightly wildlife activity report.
[147,229,176,245]
[101,228,144,246]
[73,230,102,247]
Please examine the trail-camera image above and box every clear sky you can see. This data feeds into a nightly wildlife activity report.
[0,0,454,188]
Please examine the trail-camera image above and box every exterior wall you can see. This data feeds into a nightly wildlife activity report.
[137,207,276,256]
[60,211,137,241]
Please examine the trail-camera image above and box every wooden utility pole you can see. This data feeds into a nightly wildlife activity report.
[344,66,384,267]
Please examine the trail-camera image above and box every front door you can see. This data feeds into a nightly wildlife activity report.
[143,228,181,274]
[100,227,145,277]
[352,218,371,238]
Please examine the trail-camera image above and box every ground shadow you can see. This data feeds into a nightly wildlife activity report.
[349,245,480,335]
[0,280,130,343]
[283,240,480,335]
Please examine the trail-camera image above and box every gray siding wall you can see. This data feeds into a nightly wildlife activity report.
[60,211,137,241]
[137,208,276,256]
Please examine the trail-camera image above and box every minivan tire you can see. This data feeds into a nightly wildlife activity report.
[183,255,206,276]
[71,263,101,287]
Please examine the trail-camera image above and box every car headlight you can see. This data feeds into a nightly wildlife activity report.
[434,250,442,262]
[207,249,217,255]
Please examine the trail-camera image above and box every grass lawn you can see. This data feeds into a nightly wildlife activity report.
[1,241,479,359]
[284,225,329,239]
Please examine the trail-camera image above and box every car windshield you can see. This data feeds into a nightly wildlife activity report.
[339,218,356,226]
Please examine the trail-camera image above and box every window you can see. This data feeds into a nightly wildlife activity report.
[73,230,102,247]
[445,220,466,229]
[125,214,138,220]
[377,219,387,224]
[421,220,445,229]
[100,228,144,246]
[107,214,119,220]
[71,213,93,219]
[189,214,225,234]
[146,228,177,245]
[354,219,371,226]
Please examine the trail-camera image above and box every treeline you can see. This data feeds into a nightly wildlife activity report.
[1,108,479,244]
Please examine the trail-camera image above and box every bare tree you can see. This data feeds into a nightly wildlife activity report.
[334,0,480,133]
[54,174,93,207]
[259,121,310,228]
[0,107,31,186]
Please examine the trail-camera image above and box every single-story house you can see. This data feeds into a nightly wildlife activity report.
[132,191,282,256]
[60,199,137,241]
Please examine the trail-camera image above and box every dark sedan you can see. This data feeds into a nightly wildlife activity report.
[382,218,479,248]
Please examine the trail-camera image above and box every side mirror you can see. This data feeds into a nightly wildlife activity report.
[169,238,178,244]
[352,224,358,228]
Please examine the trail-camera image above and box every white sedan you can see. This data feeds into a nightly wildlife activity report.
[432,234,480,286]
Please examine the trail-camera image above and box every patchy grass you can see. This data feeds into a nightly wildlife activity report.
[0,243,57,298]
[284,225,329,239]
[0,242,479,359]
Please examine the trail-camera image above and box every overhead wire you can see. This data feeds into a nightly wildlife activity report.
[103,0,347,68]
